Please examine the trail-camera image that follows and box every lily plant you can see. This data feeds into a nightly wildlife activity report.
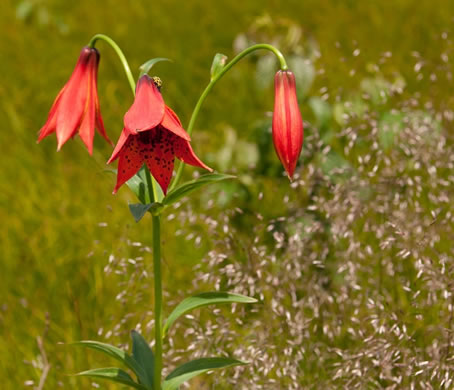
[38,33,303,390]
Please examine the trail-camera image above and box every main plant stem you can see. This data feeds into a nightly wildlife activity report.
[170,43,288,190]
[145,151,163,390]
[89,33,164,388]
[152,215,163,390]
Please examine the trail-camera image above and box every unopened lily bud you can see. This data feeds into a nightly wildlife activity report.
[272,70,304,179]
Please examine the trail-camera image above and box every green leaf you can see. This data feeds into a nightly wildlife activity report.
[255,54,276,90]
[210,53,228,80]
[131,331,155,388]
[164,174,235,207]
[162,357,247,390]
[126,166,165,204]
[360,77,391,105]
[333,102,346,126]
[129,203,164,222]
[288,55,315,99]
[126,167,150,204]
[139,58,172,77]
[308,97,332,130]
[163,292,257,336]
[318,150,352,184]
[378,111,404,151]
[72,341,148,386]
[76,367,148,390]
[16,0,35,21]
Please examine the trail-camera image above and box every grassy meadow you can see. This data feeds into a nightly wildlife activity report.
[2,0,454,388]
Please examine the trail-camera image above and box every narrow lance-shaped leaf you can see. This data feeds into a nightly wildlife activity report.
[162,357,247,390]
[139,58,172,77]
[163,292,257,336]
[210,53,228,80]
[75,367,148,390]
[126,171,149,204]
[131,330,155,388]
[164,173,235,207]
[127,166,165,205]
[72,341,148,386]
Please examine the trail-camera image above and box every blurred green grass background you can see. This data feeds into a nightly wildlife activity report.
[2,0,454,388]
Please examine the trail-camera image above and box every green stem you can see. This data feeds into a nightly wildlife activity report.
[152,215,163,390]
[170,44,287,191]
[88,33,136,95]
[144,160,163,390]
[145,165,160,203]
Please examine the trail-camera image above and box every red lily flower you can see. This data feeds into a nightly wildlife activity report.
[108,75,212,194]
[272,70,304,179]
[38,46,112,154]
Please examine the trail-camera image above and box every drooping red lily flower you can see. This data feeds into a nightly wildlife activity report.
[272,70,304,179]
[38,46,112,154]
[108,75,212,194]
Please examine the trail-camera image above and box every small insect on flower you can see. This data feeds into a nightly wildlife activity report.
[38,46,112,154]
[108,75,212,194]
[272,70,304,179]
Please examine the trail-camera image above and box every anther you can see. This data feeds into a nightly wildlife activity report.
[152,76,162,89]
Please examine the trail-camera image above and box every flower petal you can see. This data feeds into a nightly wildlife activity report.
[37,46,113,152]
[92,51,112,146]
[95,101,112,145]
[108,129,130,164]
[112,134,145,194]
[160,106,191,141]
[54,48,93,150]
[124,75,165,133]
[37,85,67,142]
[78,55,97,155]
[144,127,176,195]
[174,137,212,171]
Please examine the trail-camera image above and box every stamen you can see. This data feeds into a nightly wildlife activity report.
[152,76,162,89]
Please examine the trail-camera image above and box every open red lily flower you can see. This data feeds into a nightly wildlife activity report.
[38,46,112,154]
[272,70,304,179]
[108,75,212,194]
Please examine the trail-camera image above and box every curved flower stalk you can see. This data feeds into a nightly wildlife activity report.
[171,43,304,190]
[38,46,112,154]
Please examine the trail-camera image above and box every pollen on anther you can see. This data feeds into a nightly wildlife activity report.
[152,76,162,88]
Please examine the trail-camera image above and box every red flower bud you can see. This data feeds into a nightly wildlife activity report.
[38,47,112,154]
[272,70,304,179]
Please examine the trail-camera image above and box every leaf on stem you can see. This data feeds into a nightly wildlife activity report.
[75,367,149,390]
[210,53,228,80]
[163,292,257,336]
[72,341,149,387]
[131,330,155,388]
[127,166,165,204]
[162,357,247,390]
[164,173,235,207]
[129,203,164,222]
[139,58,172,77]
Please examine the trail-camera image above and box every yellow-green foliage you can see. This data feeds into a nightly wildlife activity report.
[2,0,454,388]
